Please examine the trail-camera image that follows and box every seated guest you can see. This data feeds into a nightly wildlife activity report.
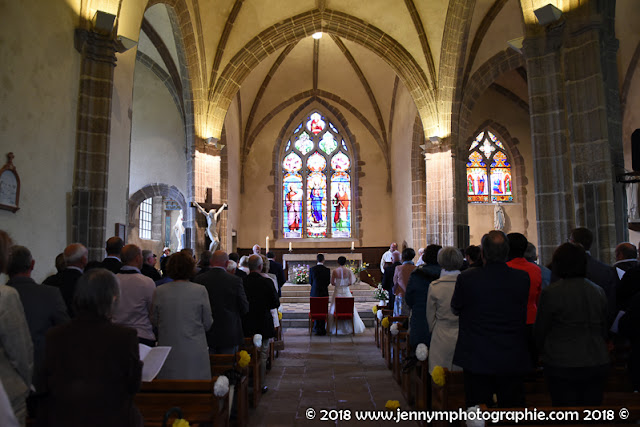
[426,246,463,373]
[229,252,246,278]
[113,245,156,346]
[38,269,143,427]
[194,251,248,355]
[151,252,213,379]
[393,248,417,317]
[406,244,441,349]
[7,246,69,392]
[196,250,213,277]
[42,253,66,286]
[464,245,482,269]
[381,250,401,309]
[619,292,640,391]
[535,242,609,406]
[0,230,33,426]
[101,236,124,274]
[140,250,161,282]
[242,255,280,393]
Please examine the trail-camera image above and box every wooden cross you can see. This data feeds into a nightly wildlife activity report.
[190,188,228,211]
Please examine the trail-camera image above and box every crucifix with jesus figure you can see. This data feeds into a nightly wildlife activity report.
[191,188,228,252]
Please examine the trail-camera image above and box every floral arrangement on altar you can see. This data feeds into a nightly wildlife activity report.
[373,284,389,301]
[347,260,369,276]
[293,264,309,284]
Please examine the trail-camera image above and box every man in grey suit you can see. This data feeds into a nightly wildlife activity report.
[7,245,69,391]
[194,250,249,354]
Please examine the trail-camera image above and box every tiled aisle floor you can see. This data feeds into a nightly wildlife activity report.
[247,328,410,426]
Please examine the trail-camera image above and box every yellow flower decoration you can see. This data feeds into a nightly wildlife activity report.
[385,400,400,410]
[278,311,283,321]
[173,419,190,427]
[237,350,251,368]
[381,317,390,328]
[432,365,446,387]
[372,305,378,314]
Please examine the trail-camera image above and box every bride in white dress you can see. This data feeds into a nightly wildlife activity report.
[328,256,366,335]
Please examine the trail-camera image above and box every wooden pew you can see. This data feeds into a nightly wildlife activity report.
[383,316,407,370]
[135,378,229,427]
[380,309,393,359]
[240,337,261,408]
[413,358,430,414]
[374,304,387,348]
[431,368,466,427]
[391,329,409,384]
[210,354,249,427]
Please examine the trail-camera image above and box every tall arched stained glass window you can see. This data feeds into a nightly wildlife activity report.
[282,111,352,238]
[467,130,513,203]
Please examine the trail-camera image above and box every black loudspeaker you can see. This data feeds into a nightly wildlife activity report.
[632,129,640,172]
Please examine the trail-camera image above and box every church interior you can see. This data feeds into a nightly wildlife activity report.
[1,0,640,281]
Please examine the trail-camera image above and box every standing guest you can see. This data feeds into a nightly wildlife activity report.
[101,236,124,274]
[112,245,156,346]
[464,245,482,269]
[241,255,280,393]
[507,233,542,368]
[0,230,33,427]
[267,252,285,297]
[49,243,88,317]
[238,256,250,275]
[427,246,463,373]
[535,243,609,406]
[38,269,143,427]
[569,227,616,323]
[7,246,69,392]
[613,242,638,279]
[309,254,331,335]
[406,244,441,349]
[382,251,401,309]
[260,255,280,331]
[252,245,261,255]
[151,252,213,379]
[226,260,238,275]
[229,253,247,278]
[380,242,398,273]
[42,253,66,286]
[140,250,161,282]
[393,248,417,317]
[415,248,425,266]
[452,230,531,408]
[196,250,213,277]
[525,243,551,289]
[159,247,171,276]
[194,251,248,354]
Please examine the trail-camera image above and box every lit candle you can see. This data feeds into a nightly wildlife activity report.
[289,242,292,251]
[266,236,269,253]
[351,241,355,251]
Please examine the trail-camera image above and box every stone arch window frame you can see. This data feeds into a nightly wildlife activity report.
[466,124,522,205]
[276,107,357,241]
[128,184,188,237]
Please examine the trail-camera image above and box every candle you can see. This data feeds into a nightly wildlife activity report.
[351,241,354,251]
[266,236,269,253]
[289,242,292,251]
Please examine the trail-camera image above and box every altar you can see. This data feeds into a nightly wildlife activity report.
[282,253,363,283]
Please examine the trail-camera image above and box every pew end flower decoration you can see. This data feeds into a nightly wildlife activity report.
[278,310,283,321]
[390,323,399,336]
[213,375,230,397]
[372,305,378,314]
[237,350,251,368]
[377,310,384,320]
[385,400,400,410]
[381,316,390,328]
[172,419,190,427]
[432,365,446,386]
[253,334,262,348]
[373,284,389,302]
[415,343,428,361]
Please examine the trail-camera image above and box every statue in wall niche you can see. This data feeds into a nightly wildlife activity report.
[194,201,227,252]
[174,210,185,251]
[494,203,505,231]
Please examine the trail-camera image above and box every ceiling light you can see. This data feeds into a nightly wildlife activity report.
[312,32,323,40]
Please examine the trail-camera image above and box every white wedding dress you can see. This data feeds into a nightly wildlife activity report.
[327,267,366,335]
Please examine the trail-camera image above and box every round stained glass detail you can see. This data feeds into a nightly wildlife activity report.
[331,152,350,171]
[307,152,326,172]
[307,112,325,135]
[319,133,337,154]
[283,152,302,172]
[294,132,313,155]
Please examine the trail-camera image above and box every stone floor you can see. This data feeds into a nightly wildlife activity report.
[247,327,410,426]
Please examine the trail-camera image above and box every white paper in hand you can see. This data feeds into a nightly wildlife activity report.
[139,344,171,382]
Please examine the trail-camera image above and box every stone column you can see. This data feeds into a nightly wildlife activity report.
[72,27,120,260]
[524,8,625,265]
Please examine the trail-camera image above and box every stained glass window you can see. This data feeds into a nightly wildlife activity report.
[281,110,353,238]
[467,130,513,203]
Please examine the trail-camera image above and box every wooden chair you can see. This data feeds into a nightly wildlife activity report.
[308,297,329,336]
[333,297,355,335]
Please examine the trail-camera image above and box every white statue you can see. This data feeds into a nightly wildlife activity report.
[494,203,505,231]
[194,201,227,252]
[627,182,639,221]
[173,211,185,251]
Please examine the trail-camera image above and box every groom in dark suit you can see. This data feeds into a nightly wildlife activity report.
[309,254,331,335]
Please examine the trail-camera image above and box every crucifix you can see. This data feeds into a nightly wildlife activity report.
[191,188,228,252]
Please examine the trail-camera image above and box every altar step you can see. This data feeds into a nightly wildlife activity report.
[279,283,379,304]
[280,310,376,328]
